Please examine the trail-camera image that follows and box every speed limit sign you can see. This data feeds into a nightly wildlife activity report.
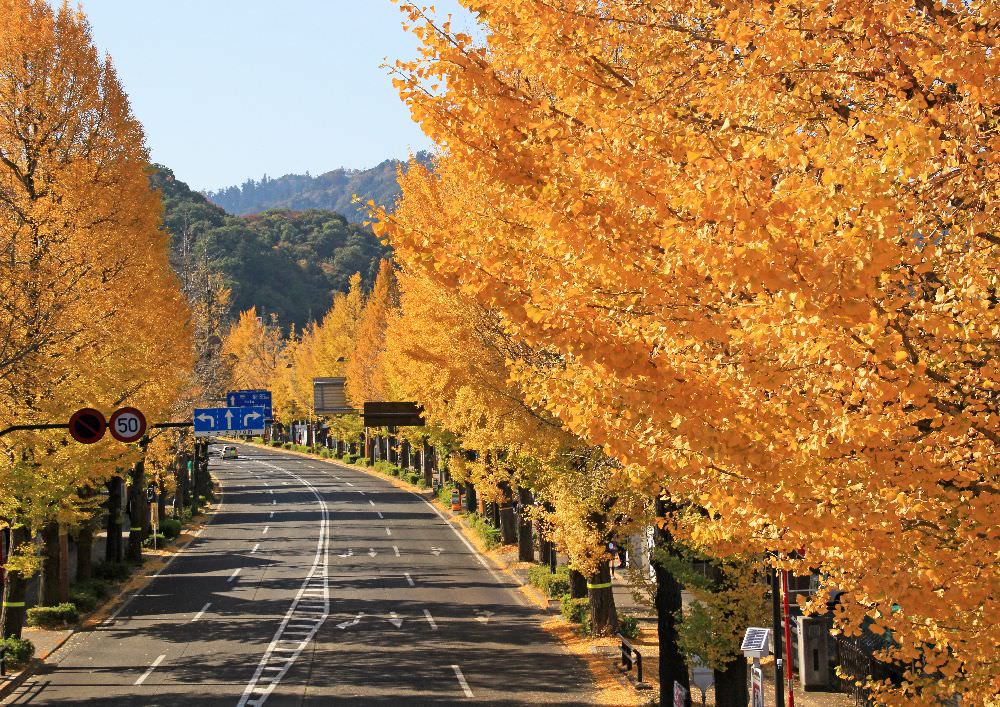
[109,407,147,443]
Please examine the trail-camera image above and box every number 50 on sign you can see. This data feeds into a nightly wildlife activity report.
[109,407,146,443]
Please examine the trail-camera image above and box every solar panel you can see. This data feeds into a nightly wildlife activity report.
[741,627,771,658]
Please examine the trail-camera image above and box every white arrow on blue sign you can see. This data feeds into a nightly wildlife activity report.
[226,390,272,419]
[193,406,267,437]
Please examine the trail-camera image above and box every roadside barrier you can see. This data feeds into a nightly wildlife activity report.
[617,632,650,690]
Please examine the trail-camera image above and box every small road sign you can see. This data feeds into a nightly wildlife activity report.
[68,408,106,444]
[314,378,355,415]
[193,406,266,437]
[363,401,424,428]
[109,407,147,443]
[227,390,272,419]
[146,484,156,503]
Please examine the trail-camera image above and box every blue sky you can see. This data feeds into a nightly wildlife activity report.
[73,1,473,190]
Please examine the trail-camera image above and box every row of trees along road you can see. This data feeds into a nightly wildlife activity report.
[0,1,198,641]
[363,1,997,706]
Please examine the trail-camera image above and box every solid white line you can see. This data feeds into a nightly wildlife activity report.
[377,511,384,519]
[228,568,241,583]
[393,546,400,557]
[385,527,392,536]
[423,609,438,630]
[346,482,354,487]
[251,543,261,554]
[135,654,166,685]
[191,602,211,622]
[237,462,330,707]
[405,573,415,587]
[451,664,473,697]
[263,526,270,534]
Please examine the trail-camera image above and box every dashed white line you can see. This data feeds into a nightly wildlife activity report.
[368,499,375,506]
[451,664,473,697]
[228,568,242,583]
[251,543,261,554]
[405,573,415,587]
[269,511,274,518]
[377,511,384,519]
[393,546,400,557]
[346,482,354,487]
[263,526,270,534]
[191,602,211,622]
[423,609,438,630]
[385,528,392,536]
[135,654,166,685]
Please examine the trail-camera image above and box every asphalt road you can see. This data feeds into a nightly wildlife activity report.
[4,444,593,706]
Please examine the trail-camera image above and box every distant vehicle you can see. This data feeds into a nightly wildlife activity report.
[222,445,238,459]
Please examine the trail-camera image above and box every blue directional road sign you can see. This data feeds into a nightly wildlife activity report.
[226,390,272,419]
[193,406,267,437]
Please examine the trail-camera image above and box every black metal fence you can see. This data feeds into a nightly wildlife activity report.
[834,636,905,707]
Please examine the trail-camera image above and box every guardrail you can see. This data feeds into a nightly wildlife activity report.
[616,633,650,690]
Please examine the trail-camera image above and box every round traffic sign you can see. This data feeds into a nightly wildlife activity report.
[109,407,146,443]
[68,408,107,444]
[145,484,156,503]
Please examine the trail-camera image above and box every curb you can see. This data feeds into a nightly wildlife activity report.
[0,485,223,702]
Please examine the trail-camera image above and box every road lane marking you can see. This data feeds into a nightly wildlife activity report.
[269,511,274,518]
[393,546,400,557]
[272,499,276,505]
[423,609,438,630]
[251,543,261,554]
[238,462,330,707]
[192,602,211,622]
[346,482,354,487]
[388,612,403,628]
[369,499,375,506]
[451,665,473,697]
[405,573,415,587]
[336,612,364,629]
[263,526,270,534]
[229,568,241,583]
[135,654,166,685]
[268,489,274,494]
[385,528,392,536]
[368,548,377,557]
[377,511,384,519]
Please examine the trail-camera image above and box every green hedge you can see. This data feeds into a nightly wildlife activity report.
[466,512,501,550]
[438,482,458,506]
[618,614,640,640]
[159,518,182,539]
[27,603,79,628]
[0,636,34,668]
[68,589,97,612]
[343,453,359,464]
[560,595,590,624]
[74,578,111,599]
[270,440,283,447]
[527,564,571,598]
[282,442,292,449]
[142,533,167,548]
[93,561,131,582]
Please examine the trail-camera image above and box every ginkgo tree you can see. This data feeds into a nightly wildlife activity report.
[0,0,193,638]
[381,1,998,703]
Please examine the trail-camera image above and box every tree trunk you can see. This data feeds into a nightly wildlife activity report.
[0,526,30,638]
[401,440,410,470]
[714,655,749,707]
[516,488,534,562]
[588,560,619,636]
[422,440,434,487]
[499,503,517,545]
[76,519,94,583]
[126,459,145,563]
[58,524,70,602]
[570,569,588,599]
[105,476,123,562]
[655,497,691,706]
[489,501,501,528]
[157,477,167,524]
[464,482,477,514]
[175,455,189,517]
[40,521,61,605]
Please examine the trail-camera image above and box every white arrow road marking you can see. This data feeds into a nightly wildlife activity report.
[251,543,260,554]
[336,612,364,630]
[405,573,415,587]
[339,549,354,558]
[388,612,403,628]
[475,610,494,625]
[423,609,438,630]
[431,547,443,556]
[393,546,400,557]
[368,548,377,557]
[228,568,241,583]
[135,654,166,685]
[451,665,474,698]
[191,602,211,622]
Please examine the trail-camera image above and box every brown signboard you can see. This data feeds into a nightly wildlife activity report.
[363,401,424,428]
[313,377,356,415]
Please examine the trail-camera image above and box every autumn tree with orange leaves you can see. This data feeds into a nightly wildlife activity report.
[380,1,999,703]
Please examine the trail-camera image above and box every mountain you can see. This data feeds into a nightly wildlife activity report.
[151,165,389,330]
[202,152,432,222]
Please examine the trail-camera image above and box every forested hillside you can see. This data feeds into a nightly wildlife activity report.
[203,152,432,221]
[151,165,388,330]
